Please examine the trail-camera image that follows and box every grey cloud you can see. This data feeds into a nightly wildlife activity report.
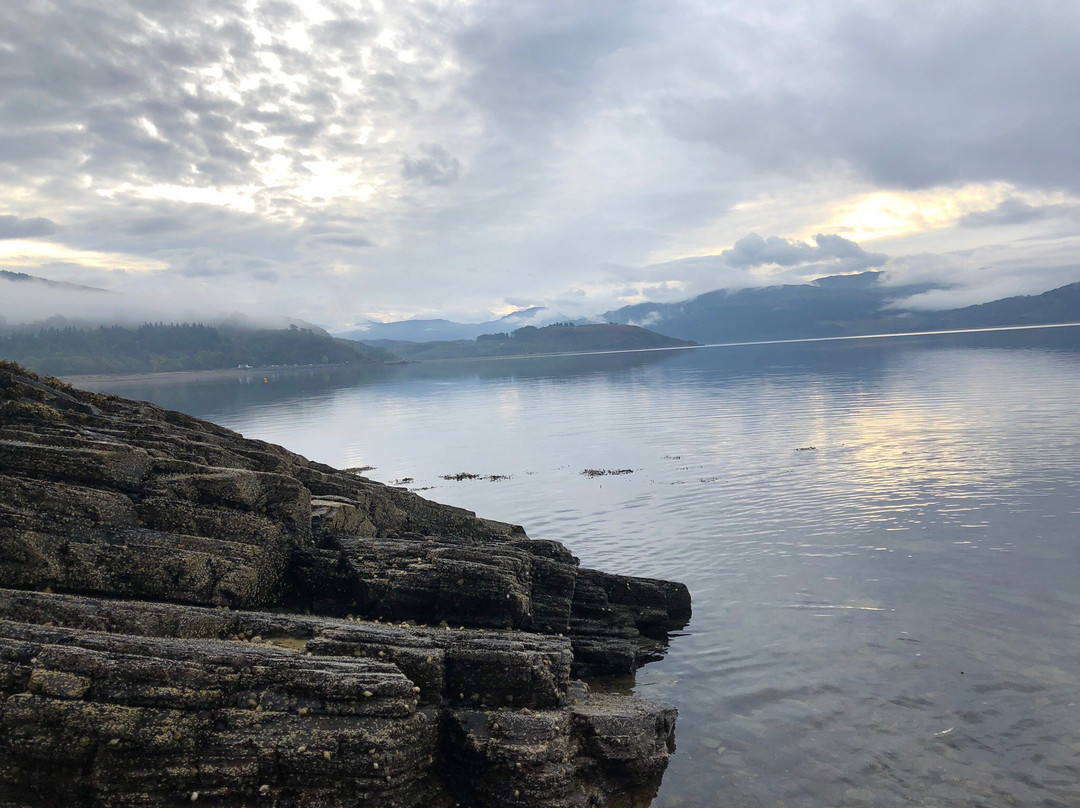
[249,268,279,283]
[0,215,57,239]
[69,199,293,258]
[660,2,1080,193]
[3,1,1079,328]
[883,248,1080,311]
[121,215,192,237]
[959,198,1080,228]
[172,249,282,282]
[0,0,439,191]
[308,234,375,249]
[601,232,895,308]
[721,233,886,271]
[176,254,230,279]
[454,0,650,129]
[311,17,375,50]
[402,146,462,186]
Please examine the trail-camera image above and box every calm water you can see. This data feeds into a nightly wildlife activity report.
[84,329,1080,808]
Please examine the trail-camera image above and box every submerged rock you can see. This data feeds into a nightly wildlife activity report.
[0,361,691,807]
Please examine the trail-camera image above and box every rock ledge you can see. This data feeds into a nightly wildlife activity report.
[0,361,690,807]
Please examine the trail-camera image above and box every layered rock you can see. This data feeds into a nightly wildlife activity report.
[0,361,691,807]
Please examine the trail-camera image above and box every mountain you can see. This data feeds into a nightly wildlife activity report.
[0,323,396,377]
[889,281,1080,331]
[602,272,1080,343]
[363,323,694,361]
[336,306,583,342]
[0,269,108,294]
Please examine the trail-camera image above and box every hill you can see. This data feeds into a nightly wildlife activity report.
[364,323,695,361]
[887,281,1080,331]
[0,323,396,376]
[336,306,581,342]
[0,269,109,294]
[602,272,1080,343]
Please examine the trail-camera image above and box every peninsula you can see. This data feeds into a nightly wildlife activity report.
[0,361,691,807]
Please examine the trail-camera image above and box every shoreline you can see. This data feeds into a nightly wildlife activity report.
[58,320,1080,383]
[62,360,388,386]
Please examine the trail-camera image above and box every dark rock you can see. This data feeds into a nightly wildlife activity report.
[0,361,691,806]
[0,619,443,808]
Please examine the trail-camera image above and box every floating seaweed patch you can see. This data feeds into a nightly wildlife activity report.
[440,472,510,481]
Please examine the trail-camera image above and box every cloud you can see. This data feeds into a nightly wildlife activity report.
[0,215,57,239]
[659,2,1080,194]
[721,233,885,271]
[402,146,462,187]
[453,1,649,131]
[306,233,376,249]
[883,248,1080,311]
[604,232,890,306]
[958,198,1080,228]
[1,1,1079,328]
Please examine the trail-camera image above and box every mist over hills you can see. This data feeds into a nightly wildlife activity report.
[364,323,693,361]
[0,323,395,377]
[601,271,1080,343]
[0,270,109,294]
[337,271,1080,349]
[335,306,584,342]
[0,270,332,336]
[4,267,1080,378]
[602,271,936,343]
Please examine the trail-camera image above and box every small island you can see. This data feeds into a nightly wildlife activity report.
[0,361,691,807]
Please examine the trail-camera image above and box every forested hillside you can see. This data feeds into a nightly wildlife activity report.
[0,323,395,376]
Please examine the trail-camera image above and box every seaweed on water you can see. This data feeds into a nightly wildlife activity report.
[440,472,510,482]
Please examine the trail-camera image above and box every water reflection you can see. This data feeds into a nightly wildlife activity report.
[78,328,1080,807]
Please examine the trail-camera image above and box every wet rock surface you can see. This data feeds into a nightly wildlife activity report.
[0,362,691,807]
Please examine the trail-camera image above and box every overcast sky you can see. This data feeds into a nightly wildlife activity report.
[3,0,1080,328]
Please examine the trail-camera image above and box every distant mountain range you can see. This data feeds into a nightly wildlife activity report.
[340,271,1080,348]
[601,272,1080,343]
[335,306,583,342]
[5,269,1080,377]
[364,323,694,361]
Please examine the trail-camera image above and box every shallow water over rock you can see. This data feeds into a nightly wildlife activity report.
[90,327,1080,807]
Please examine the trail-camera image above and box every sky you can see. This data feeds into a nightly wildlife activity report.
[3,0,1080,329]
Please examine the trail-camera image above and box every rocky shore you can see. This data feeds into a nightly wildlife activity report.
[0,361,690,807]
